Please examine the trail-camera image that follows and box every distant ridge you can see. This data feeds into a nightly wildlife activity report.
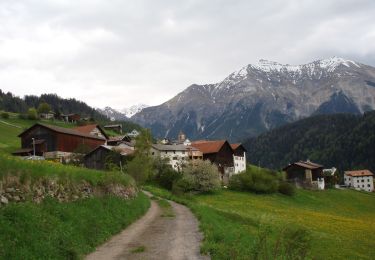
[132,57,375,142]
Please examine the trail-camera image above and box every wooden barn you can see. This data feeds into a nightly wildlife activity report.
[191,140,234,183]
[283,160,324,188]
[13,123,106,159]
[84,145,134,170]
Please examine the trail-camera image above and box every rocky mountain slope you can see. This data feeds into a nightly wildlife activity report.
[132,57,375,141]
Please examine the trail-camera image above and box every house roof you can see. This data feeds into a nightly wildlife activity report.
[84,145,134,157]
[191,140,227,154]
[345,170,374,177]
[283,160,323,171]
[152,144,199,152]
[230,143,247,152]
[12,148,33,154]
[18,123,106,140]
[74,124,109,139]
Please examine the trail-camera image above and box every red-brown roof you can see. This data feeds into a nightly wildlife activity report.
[74,124,108,139]
[191,140,227,154]
[230,143,241,150]
[283,160,323,171]
[345,170,373,177]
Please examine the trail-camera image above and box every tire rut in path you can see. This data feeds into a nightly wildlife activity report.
[86,195,209,260]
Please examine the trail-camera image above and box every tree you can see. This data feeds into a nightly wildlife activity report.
[37,102,51,114]
[175,160,220,193]
[27,108,38,120]
[126,128,154,184]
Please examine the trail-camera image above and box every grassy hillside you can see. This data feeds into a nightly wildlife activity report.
[145,186,375,260]
[0,114,78,153]
[0,149,150,259]
[244,111,375,172]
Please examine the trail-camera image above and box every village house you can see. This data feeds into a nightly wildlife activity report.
[84,144,134,170]
[283,160,325,189]
[231,143,247,174]
[191,140,236,183]
[73,124,109,140]
[12,123,106,160]
[60,113,81,123]
[344,170,374,192]
[127,129,140,138]
[39,111,55,120]
[104,124,123,134]
[150,144,203,171]
[107,135,133,146]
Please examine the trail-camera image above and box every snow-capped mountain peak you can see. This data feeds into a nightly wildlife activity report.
[121,104,148,118]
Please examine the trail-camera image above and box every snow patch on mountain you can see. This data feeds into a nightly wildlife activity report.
[122,104,148,118]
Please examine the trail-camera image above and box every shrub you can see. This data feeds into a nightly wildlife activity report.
[278,181,296,196]
[27,108,38,120]
[178,160,220,193]
[126,155,153,184]
[229,166,279,194]
[152,157,181,190]
[0,112,9,119]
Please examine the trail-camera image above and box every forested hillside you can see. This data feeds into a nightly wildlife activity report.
[0,90,107,121]
[244,111,375,172]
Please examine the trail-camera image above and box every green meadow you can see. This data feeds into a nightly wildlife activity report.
[145,185,375,259]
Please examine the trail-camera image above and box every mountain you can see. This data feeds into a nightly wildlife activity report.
[132,57,375,142]
[122,104,148,118]
[243,111,375,173]
[98,104,148,121]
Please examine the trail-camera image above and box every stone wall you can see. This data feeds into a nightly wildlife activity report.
[0,176,137,206]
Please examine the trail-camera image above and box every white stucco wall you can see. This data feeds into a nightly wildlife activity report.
[150,148,189,171]
[344,174,374,192]
[233,152,246,174]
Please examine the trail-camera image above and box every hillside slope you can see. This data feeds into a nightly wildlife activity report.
[133,57,375,141]
[243,111,375,171]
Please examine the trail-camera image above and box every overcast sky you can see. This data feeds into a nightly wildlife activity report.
[1,0,375,110]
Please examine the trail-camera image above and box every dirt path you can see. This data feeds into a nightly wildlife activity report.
[86,193,209,260]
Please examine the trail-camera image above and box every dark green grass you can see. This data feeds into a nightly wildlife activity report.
[0,193,150,260]
[0,152,133,187]
[144,185,375,260]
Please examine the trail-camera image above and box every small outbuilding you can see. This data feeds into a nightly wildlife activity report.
[84,145,134,170]
[283,160,324,189]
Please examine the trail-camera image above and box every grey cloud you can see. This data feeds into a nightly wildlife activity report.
[0,0,374,108]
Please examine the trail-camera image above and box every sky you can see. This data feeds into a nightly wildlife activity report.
[1,0,375,110]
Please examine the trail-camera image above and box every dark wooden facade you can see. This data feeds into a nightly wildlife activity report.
[16,124,106,155]
[84,146,112,170]
[283,161,324,187]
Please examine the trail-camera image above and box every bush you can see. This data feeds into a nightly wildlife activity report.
[27,108,38,120]
[229,166,279,194]
[278,181,296,196]
[152,157,181,190]
[0,112,9,119]
[126,155,153,184]
[177,160,220,194]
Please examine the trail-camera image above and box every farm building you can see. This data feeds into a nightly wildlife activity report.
[191,140,235,183]
[104,124,123,134]
[74,124,108,140]
[107,135,132,146]
[60,113,81,123]
[230,143,247,174]
[12,123,106,160]
[84,145,134,170]
[39,111,55,120]
[344,170,374,192]
[283,160,324,189]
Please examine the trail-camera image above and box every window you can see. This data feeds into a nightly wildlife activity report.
[182,151,185,154]
[173,157,177,160]
[357,180,360,183]
[344,178,346,181]
[165,151,167,154]
[362,179,364,182]
[368,179,370,182]
[368,184,371,187]
[152,152,155,155]
[362,185,365,188]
